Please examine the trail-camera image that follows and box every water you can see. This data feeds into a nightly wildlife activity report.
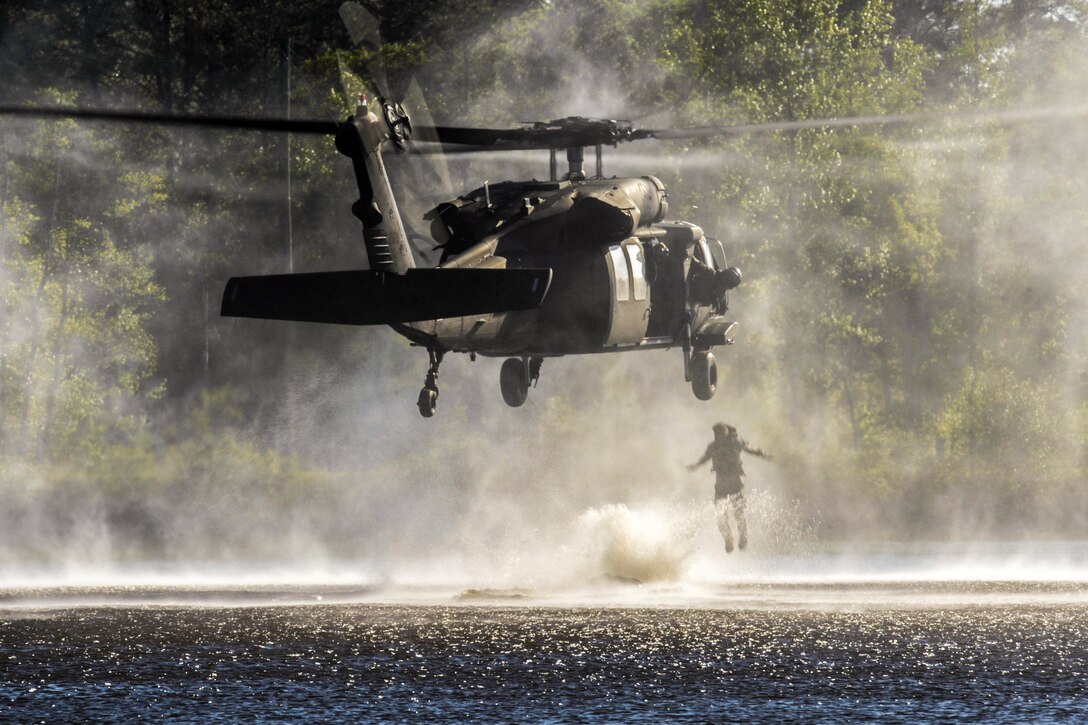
[2,598,1087,721]
[4,543,1088,722]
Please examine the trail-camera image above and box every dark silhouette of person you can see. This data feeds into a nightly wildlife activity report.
[688,422,771,552]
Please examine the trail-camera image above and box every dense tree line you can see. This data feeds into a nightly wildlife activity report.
[1,0,1086,548]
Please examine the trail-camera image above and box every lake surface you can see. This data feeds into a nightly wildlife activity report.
[4,558,1088,723]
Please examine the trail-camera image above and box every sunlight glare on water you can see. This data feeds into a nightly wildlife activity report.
[3,598,1088,722]
[4,531,1088,722]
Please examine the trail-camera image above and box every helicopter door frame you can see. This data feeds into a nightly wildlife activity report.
[625,243,648,302]
[694,237,716,270]
[605,239,651,346]
[609,245,631,302]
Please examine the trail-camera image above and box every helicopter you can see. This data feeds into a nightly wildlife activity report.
[2,5,1075,419]
[217,101,747,418]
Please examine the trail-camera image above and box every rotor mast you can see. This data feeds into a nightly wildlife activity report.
[548,144,604,181]
[566,147,585,180]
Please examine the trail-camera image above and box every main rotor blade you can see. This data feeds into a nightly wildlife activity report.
[415,125,534,146]
[0,105,340,134]
[415,120,633,149]
[414,104,1088,153]
[638,104,1088,141]
[9,102,1079,151]
[408,141,555,155]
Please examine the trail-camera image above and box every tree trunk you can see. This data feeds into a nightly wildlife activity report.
[842,375,862,451]
[38,268,70,463]
[18,149,64,456]
[0,133,8,260]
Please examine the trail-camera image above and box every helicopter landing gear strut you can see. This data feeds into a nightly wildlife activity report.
[501,356,542,407]
[417,346,445,418]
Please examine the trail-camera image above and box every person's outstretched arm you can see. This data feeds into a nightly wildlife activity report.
[742,441,774,462]
[687,447,712,472]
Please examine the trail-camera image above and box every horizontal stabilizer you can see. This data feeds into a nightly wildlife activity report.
[221,267,552,325]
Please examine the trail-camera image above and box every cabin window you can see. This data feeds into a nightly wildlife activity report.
[625,244,647,301]
[609,245,630,301]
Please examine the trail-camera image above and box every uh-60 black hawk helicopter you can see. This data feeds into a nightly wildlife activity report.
[219,102,748,418]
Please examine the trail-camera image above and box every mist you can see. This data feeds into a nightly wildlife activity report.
[2,1,1088,592]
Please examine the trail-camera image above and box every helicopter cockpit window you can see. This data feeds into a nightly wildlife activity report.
[695,238,715,270]
[624,245,648,301]
[692,239,706,265]
[609,245,630,302]
[707,237,728,270]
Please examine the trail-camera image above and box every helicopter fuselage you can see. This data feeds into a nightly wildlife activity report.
[400,176,736,360]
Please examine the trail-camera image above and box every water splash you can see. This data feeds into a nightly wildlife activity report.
[576,503,700,583]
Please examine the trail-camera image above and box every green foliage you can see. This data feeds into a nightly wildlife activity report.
[1,111,167,462]
[2,0,1087,540]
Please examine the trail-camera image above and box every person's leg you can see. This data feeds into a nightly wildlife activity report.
[732,493,748,550]
[715,497,734,553]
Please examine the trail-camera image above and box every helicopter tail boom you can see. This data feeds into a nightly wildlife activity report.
[221,267,551,326]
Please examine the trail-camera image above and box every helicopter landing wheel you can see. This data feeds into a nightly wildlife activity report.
[417,387,438,417]
[691,350,717,401]
[500,357,530,407]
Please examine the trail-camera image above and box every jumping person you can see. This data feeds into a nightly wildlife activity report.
[688,422,771,552]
